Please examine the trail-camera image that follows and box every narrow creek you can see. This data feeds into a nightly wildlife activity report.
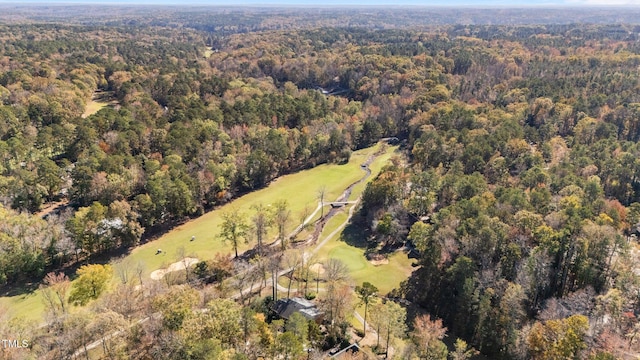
[308,151,376,244]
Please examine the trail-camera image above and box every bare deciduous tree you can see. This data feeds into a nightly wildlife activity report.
[40,271,70,317]
[274,199,291,251]
[317,186,327,218]
[283,249,302,298]
[251,203,272,256]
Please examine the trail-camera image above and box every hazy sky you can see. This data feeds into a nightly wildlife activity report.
[2,0,640,6]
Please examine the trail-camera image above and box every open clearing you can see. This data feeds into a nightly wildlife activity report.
[81,90,117,118]
[0,143,396,322]
[81,100,109,118]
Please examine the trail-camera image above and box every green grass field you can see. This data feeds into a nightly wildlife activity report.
[0,288,46,325]
[348,143,396,202]
[81,99,110,118]
[283,144,415,296]
[125,143,391,278]
[0,143,396,322]
[313,209,415,295]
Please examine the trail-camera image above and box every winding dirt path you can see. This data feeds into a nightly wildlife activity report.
[35,199,69,218]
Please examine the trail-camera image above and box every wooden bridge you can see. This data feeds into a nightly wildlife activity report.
[327,201,357,208]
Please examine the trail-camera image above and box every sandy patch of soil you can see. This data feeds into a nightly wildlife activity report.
[150,258,199,280]
[369,258,389,266]
[35,199,69,218]
[308,263,326,275]
[367,253,389,266]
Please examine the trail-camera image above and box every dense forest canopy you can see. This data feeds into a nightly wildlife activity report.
[5,5,640,29]
[2,5,640,360]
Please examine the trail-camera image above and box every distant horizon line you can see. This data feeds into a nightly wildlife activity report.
[0,2,639,8]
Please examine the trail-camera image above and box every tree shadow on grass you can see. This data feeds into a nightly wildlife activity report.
[339,220,373,250]
[0,282,40,298]
[340,214,411,257]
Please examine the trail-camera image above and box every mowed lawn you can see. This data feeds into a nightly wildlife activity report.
[313,210,416,296]
[125,143,393,278]
[300,145,414,296]
[0,288,46,325]
[0,143,396,322]
[347,144,395,202]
